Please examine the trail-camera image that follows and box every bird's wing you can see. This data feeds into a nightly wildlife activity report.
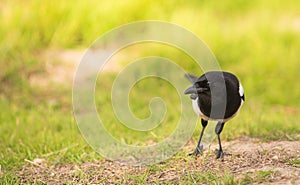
[184,73,198,83]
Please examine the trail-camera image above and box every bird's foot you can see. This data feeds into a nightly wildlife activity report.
[215,149,232,160]
[215,149,224,160]
[189,145,203,156]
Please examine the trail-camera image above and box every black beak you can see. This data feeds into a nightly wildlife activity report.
[184,86,197,94]
[184,85,207,94]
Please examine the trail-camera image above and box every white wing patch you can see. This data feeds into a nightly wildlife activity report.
[239,83,244,98]
[192,98,201,116]
[192,98,210,121]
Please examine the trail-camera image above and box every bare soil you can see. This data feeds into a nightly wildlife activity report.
[29,49,121,87]
[16,138,300,184]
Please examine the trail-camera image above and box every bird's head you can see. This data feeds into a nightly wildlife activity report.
[184,79,210,99]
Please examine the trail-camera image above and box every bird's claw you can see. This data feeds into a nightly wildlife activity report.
[189,145,203,156]
[215,149,232,159]
[215,149,224,160]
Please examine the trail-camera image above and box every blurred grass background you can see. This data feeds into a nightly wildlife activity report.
[1,0,300,182]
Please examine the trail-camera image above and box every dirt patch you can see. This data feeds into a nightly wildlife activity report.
[29,49,123,87]
[15,138,300,184]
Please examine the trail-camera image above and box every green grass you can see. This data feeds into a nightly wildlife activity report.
[1,0,300,184]
[287,158,300,167]
[239,170,278,184]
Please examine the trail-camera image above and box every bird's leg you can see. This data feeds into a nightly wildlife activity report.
[215,122,225,159]
[189,119,208,156]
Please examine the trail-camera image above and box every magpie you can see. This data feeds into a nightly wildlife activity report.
[184,71,245,159]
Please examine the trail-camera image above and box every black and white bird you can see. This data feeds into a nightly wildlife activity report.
[184,71,245,159]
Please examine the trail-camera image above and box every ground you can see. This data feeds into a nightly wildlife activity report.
[16,50,299,184]
[16,137,300,184]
